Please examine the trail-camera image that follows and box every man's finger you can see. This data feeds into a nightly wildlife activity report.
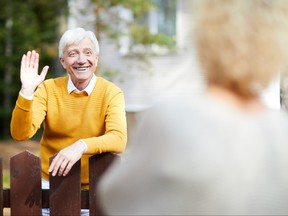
[21,54,27,69]
[58,159,69,176]
[48,156,57,173]
[40,66,49,81]
[30,50,36,68]
[26,51,32,67]
[63,161,74,176]
[33,52,39,69]
[49,156,64,176]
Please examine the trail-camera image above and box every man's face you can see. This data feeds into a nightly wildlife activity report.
[60,37,98,85]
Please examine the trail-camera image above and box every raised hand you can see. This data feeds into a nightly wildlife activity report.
[20,50,49,97]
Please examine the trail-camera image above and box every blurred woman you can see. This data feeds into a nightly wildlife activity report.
[98,1,288,215]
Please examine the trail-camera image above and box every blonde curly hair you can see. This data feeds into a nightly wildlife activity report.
[194,0,288,98]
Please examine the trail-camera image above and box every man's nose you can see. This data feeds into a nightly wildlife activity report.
[77,53,86,63]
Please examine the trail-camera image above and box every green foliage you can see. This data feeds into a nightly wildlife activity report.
[96,0,155,16]
[102,68,125,83]
[93,0,176,78]
[130,25,175,48]
[0,0,68,139]
[93,0,156,40]
[93,0,174,50]
[3,174,10,188]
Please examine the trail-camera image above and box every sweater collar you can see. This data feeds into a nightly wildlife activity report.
[68,74,96,95]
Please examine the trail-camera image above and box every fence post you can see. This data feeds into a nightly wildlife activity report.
[89,153,119,215]
[0,158,3,216]
[10,151,42,216]
[49,155,81,216]
[1,151,118,215]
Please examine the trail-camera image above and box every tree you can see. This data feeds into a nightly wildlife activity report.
[0,0,68,139]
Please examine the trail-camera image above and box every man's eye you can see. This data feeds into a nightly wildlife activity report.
[69,52,76,57]
[85,50,92,55]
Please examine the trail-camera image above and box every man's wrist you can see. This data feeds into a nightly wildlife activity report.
[79,140,88,153]
[19,90,34,100]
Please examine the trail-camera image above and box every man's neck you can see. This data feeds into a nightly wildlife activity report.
[72,75,94,91]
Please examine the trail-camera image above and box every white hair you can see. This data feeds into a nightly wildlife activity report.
[58,27,100,57]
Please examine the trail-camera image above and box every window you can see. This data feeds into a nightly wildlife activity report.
[149,0,176,37]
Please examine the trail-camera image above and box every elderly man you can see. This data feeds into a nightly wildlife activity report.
[10,28,127,214]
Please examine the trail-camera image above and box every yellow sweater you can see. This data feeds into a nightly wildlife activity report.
[10,76,127,189]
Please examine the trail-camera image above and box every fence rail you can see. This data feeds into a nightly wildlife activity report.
[0,150,118,216]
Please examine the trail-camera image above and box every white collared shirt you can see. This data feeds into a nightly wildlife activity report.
[68,74,97,95]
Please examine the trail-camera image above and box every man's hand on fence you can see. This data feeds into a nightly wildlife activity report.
[49,140,87,176]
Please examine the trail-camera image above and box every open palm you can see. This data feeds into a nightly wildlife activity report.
[20,50,49,96]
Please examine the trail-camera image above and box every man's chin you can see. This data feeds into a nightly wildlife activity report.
[74,72,92,79]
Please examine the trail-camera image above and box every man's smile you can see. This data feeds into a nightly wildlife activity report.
[73,66,90,72]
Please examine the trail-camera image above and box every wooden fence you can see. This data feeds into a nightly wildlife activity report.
[0,150,119,215]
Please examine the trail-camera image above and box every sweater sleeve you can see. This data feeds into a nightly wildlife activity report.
[10,84,47,141]
[83,89,127,154]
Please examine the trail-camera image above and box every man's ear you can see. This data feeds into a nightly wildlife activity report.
[59,57,66,69]
[95,55,99,66]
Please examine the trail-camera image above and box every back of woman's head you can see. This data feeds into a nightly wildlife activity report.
[194,0,288,98]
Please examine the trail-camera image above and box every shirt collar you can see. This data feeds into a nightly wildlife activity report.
[68,74,97,95]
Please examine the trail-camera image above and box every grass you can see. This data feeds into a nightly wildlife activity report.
[3,173,10,188]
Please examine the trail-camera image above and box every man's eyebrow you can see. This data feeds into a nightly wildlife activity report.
[83,47,93,51]
[67,48,78,52]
